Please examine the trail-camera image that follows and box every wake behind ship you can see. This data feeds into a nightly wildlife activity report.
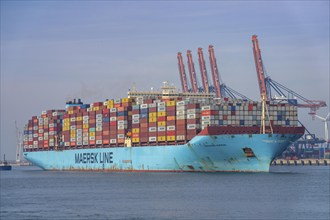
[23,83,304,172]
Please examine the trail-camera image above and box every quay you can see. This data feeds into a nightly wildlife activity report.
[272,159,330,166]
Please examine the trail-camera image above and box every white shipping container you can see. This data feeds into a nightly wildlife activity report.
[176,135,186,141]
[96,140,103,145]
[83,141,89,145]
[118,134,125,139]
[149,127,157,132]
[83,137,89,141]
[117,125,125,130]
[158,126,166,131]
[96,127,102,131]
[70,117,76,122]
[70,138,76,142]
[83,116,89,120]
[176,115,186,120]
[110,117,117,121]
[157,102,166,107]
[110,139,117,144]
[117,120,127,125]
[140,104,148,109]
[132,119,140,124]
[157,106,166,112]
[149,137,157,142]
[89,136,95,140]
[167,126,175,131]
[132,114,140,119]
[96,114,103,119]
[176,101,186,106]
[176,106,186,111]
[110,108,117,113]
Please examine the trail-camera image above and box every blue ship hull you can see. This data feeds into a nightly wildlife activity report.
[23,133,303,172]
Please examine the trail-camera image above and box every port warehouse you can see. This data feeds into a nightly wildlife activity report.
[23,96,301,151]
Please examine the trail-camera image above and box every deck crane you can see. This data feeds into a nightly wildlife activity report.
[177,52,190,93]
[186,50,199,93]
[197,48,210,93]
[251,35,327,116]
[208,45,222,98]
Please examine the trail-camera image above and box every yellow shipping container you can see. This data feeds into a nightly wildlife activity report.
[64,122,70,127]
[63,127,69,131]
[132,128,140,133]
[149,112,157,117]
[167,136,176,141]
[122,98,133,103]
[107,104,114,109]
[89,132,95,136]
[70,133,76,138]
[158,121,166,127]
[132,138,140,143]
[83,124,89,129]
[63,118,70,122]
[158,136,166,142]
[157,112,166,117]
[76,116,82,121]
[167,116,176,121]
[68,110,74,115]
[166,100,176,106]
[105,100,114,105]
[149,117,157,123]
[92,106,99,111]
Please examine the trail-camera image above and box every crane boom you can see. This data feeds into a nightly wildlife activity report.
[208,45,222,98]
[177,52,189,93]
[252,35,269,101]
[197,48,209,93]
[186,50,199,93]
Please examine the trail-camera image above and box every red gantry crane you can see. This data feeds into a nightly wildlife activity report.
[208,45,222,98]
[251,34,327,116]
[186,50,199,93]
[177,52,189,93]
[197,48,210,93]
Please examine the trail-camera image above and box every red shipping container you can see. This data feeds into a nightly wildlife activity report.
[149,107,157,112]
[157,116,166,121]
[166,131,176,136]
[103,139,110,144]
[132,109,140,114]
[166,120,176,126]
[132,133,140,138]
[89,140,96,145]
[139,132,148,137]
[140,137,148,143]
[132,124,140,128]
[140,118,148,123]
[148,122,157,127]
[103,109,109,114]
[149,132,157,137]
[157,131,166,136]
[110,121,117,126]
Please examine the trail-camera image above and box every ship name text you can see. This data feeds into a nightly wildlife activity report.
[75,152,113,164]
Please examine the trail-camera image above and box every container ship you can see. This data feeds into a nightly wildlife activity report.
[23,82,304,172]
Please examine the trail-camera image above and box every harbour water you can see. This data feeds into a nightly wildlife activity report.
[1,166,329,220]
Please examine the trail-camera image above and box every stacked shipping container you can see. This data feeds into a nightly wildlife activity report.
[24,97,299,150]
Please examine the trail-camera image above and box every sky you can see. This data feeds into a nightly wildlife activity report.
[1,1,329,160]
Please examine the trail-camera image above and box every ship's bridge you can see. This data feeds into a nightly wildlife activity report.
[128,81,214,100]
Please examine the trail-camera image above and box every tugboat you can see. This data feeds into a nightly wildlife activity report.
[0,155,12,171]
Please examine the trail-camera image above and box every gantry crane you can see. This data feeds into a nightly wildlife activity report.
[208,45,222,98]
[177,52,189,93]
[251,34,327,116]
[186,50,199,93]
[197,48,210,93]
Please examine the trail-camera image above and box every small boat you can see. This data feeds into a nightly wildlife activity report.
[0,155,12,171]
